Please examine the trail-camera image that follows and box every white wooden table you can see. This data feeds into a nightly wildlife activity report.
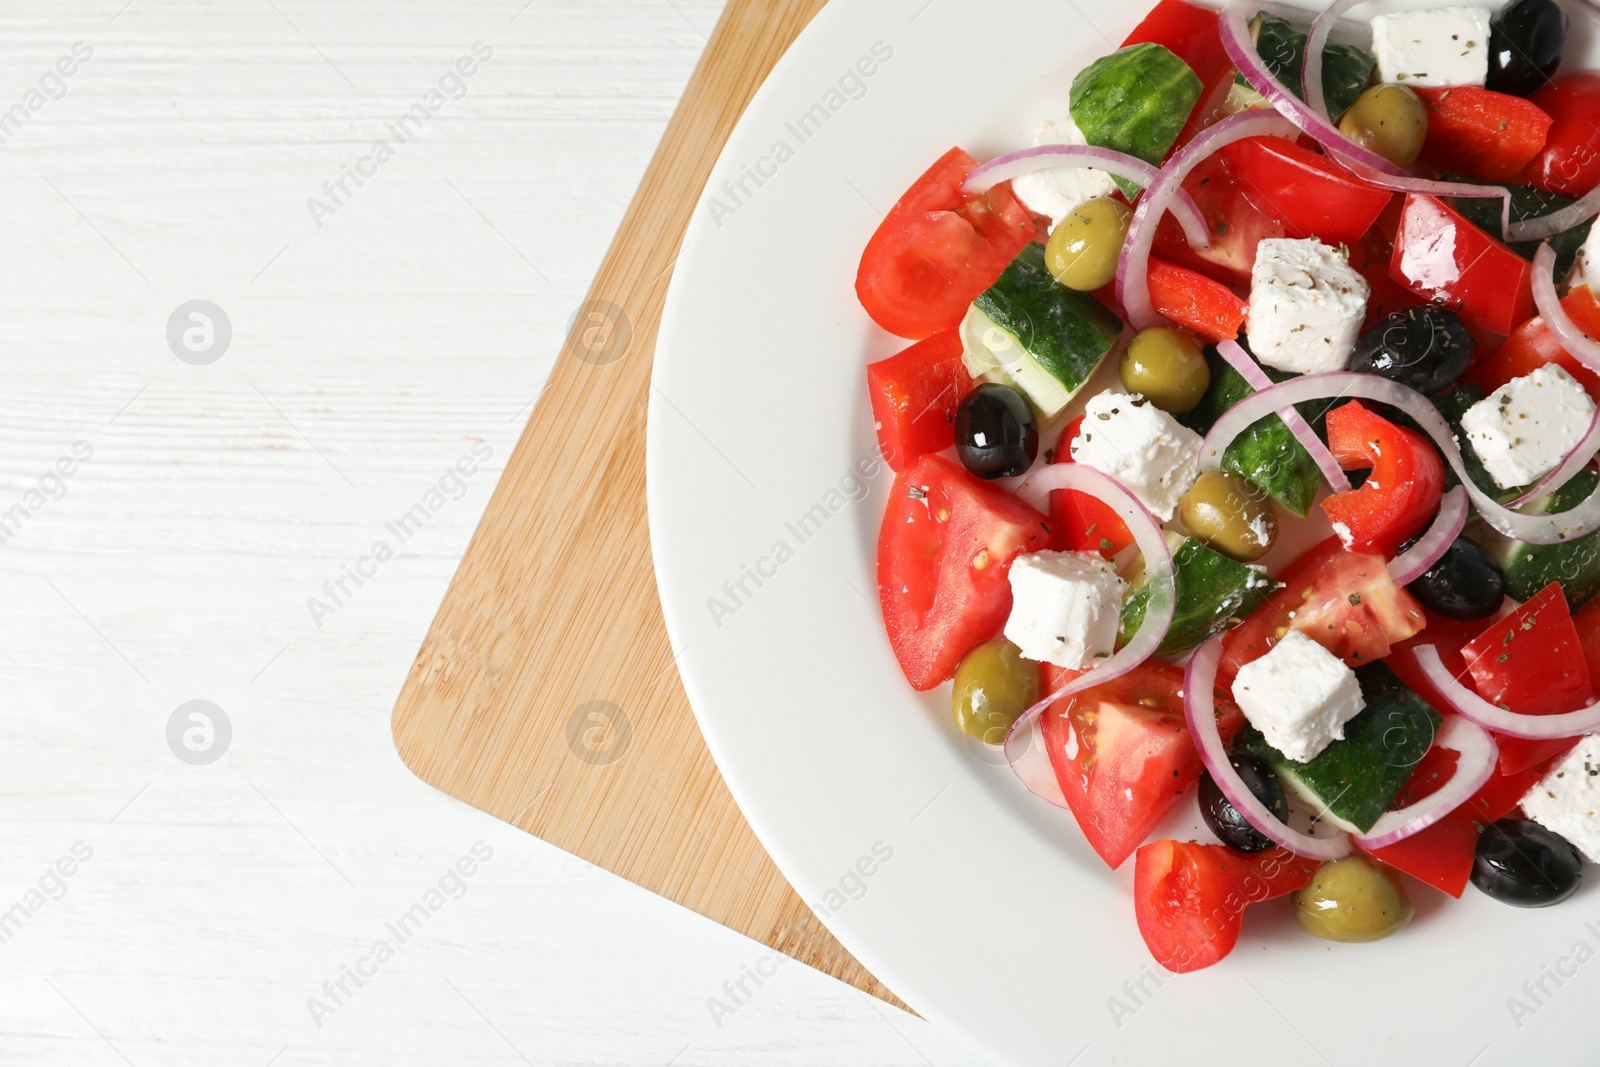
[0,2,986,1062]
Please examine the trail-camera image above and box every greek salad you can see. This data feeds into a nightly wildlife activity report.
[859,0,1600,972]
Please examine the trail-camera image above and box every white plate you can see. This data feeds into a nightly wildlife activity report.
[647,2,1600,1063]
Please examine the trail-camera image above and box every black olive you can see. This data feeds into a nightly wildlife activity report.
[955,383,1037,479]
[1348,305,1476,394]
[1200,754,1288,853]
[1399,532,1507,621]
[1487,0,1569,97]
[1472,818,1583,907]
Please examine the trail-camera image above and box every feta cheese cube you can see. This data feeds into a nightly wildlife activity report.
[1246,238,1371,374]
[1009,116,1121,229]
[1231,630,1366,763]
[1567,224,1600,290]
[1067,391,1202,521]
[1003,550,1128,669]
[1370,7,1491,88]
[1460,364,1597,489]
[1521,733,1600,863]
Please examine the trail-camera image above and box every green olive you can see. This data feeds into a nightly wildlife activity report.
[1338,84,1428,168]
[1046,197,1132,291]
[1292,855,1414,943]
[951,639,1041,744]
[1179,470,1278,562]
[1119,327,1210,414]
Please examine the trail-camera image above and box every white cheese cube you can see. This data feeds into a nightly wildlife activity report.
[1370,7,1491,88]
[1521,733,1600,863]
[1003,550,1128,669]
[1460,364,1597,489]
[1246,238,1371,374]
[1009,116,1121,229]
[1567,224,1600,290]
[1231,630,1366,763]
[1067,391,1202,522]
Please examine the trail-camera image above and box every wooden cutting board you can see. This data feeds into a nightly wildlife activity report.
[390,0,907,1010]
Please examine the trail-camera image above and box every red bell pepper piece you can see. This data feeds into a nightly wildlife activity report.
[1389,194,1537,336]
[1320,400,1445,558]
[1414,87,1553,182]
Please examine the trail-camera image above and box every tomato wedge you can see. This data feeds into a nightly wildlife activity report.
[1153,150,1289,285]
[1147,257,1249,342]
[1389,194,1537,336]
[1468,285,1600,399]
[1221,135,1393,246]
[1320,400,1445,558]
[1041,663,1201,869]
[1520,73,1600,197]
[877,454,1051,690]
[1220,537,1427,678]
[1362,813,1480,897]
[1048,415,1135,558]
[866,331,972,472]
[1414,87,1553,182]
[855,148,1038,340]
[1133,841,1316,973]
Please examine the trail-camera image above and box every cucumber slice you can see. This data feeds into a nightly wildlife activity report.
[1234,663,1441,834]
[1238,13,1376,121]
[964,244,1123,420]
[1070,43,1202,199]
[1494,470,1600,609]
[1120,538,1280,655]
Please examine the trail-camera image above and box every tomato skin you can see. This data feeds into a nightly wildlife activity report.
[1320,400,1445,558]
[1220,136,1394,246]
[1414,87,1553,182]
[1152,150,1289,285]
[1133,841,1315,973]
[1220,537,1427,678]
[1388,194,1536,336]
[1048,416,1134,558]
[856,148,1039,340]
[1042,663,1201,869]
[1462,583,1595,717]
[877,454,1052,690]
[1520,74,1600,197]
[1361,812,1479,897]
[1147,257,1249,342]
[865,331,971,472]
[1468,286,1600,398]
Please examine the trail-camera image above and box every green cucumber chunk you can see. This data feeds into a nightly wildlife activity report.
[1070,43,1201,199]
[1177,348,1327,516]
[1495,470,1600,609]
[966,243,1123,420]
[1120,538,1280,655]
[1238,13,1376,121]
[1234,663,1441,834]
[1446,178,1595,283]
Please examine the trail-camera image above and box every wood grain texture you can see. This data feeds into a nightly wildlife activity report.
[389,0,907,1009]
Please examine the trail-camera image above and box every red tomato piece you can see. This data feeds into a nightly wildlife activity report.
[865,331,972,472]
[1386,609,1486,715]
[1048,415,1134,558]
[1361,812,1480,897]
[1462,583,1596,717]
[855,148,1038,340]
[1220,136,1394,246]
[1220,537,1427,678]
[1152,151,1289,285]
[1122,0,1232,145]
[1320,400,1445,558]
[1414,87,1554,182]
[1041,663,1201,869]
[1520,74,1600,197]
[1133,841,1315,972]
[1389,194,1537,336]
[876,454,1052,690]
[1147,257,1249,342]
[1575,595,1600,682]
[1469,285,1600,398]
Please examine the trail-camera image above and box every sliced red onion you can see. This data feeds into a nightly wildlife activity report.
[1504,186,1600,243]
[1412,645,1600,738]
[1508,407,1600,508]
[1326,153,1516,238]
[1352,716,1498,848]
[1117,110,1300,331]
[1003,464,1177,810]
[1302,0,1366,122]
[1197,371,1600,543]
[1387,486,1468,586]
[1533,242,1600,375]
[1185,637,1353,860]
[962,144,1212,248]
[1215,339,1352,493]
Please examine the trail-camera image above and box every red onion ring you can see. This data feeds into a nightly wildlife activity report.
[1198,371,1600,543]
[1327,153,1517,238]
[1185,636,1354,860]
[1504,188,1600,243]
[1216,339,1352,493]
[1387,486,1468,586]
[1117,110,1300,331]
[961,145,1212,248]
[1352,716,1498,848]
[1532,243,1600,376]
[1507,407,1600,508]
[1412,645,1600,738]
[1002,464,1176,809]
